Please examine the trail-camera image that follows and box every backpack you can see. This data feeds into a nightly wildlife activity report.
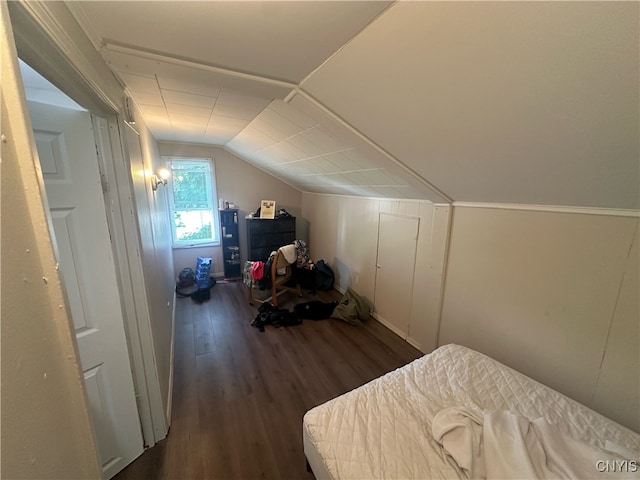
[176,268,198,297]
[314,260,334,291]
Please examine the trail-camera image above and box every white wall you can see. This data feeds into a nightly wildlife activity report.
[302,193,448,352]
[303,193,639,432]
[438,205,639,432]
[158,142,303,279]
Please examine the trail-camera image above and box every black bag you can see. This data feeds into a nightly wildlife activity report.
[176,268,198,297]
[314,260,334,291]
[191,285,210,303]
[270,309,301,327]
[294,300,338,320]
[191,276,216,303]
[251,303,301,331]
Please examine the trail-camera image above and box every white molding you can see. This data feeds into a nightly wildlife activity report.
[103,43,298,91]
[104,115,167,446]
[372,312,408,340]
[64,2,102,51]
[12,1,123,114]
[166,292,177,428]
[452,202,640,218]
[405,336,422,352]
[302,190,441,204]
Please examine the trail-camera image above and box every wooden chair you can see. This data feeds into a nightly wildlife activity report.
[248,248,301,307]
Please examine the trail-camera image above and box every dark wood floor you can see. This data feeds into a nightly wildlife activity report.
[115,281,422,480]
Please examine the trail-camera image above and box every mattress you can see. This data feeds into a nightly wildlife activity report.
[302,344,640,479]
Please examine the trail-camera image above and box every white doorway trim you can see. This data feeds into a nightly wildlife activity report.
[9,0,167,448]
[93,115,168,446]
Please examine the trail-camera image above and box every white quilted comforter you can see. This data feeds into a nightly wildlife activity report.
[303,344,640,479]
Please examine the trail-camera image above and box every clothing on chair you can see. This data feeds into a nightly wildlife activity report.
[280,244,296,264]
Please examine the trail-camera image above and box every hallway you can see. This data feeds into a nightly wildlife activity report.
[115,282,422,479]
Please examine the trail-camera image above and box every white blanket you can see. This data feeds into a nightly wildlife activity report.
[303,345,640,480]
[432,406,640,479]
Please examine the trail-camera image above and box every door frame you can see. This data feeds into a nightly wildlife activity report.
[92,114,167,446]
[8,1,167,447]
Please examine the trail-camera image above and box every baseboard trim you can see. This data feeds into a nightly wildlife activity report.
[372,312,407,341]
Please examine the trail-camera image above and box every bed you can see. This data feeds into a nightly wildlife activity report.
[303,344,640,479]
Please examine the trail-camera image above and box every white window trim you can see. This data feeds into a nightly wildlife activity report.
[163,156,220,248]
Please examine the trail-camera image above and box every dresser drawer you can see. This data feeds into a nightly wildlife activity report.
[246,216,296,261]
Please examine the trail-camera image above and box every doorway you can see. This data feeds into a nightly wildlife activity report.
[27,96,144,479]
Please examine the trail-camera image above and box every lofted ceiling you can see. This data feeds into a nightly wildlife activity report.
[65,1,639,208]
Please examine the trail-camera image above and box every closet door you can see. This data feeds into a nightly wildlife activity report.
[374,213,419,338]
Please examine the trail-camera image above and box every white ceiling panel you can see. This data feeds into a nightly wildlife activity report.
[299,127,345,155]
[269,141,309,162]
[212,103,263,121]
[323,151,365,171]
[161,91,216,109]
[216,91,270,110]
[287,131,327,158]
[155,71,222,98]
[269,99,318,131]
[302,1,639,208]
[232,126,279,153]
[138,105,167,118]
[128,90,164,107]
[164,103,212,118]
[66,1,636,206]
[252,109,303,141]
[296,157,330,177]
[117,72,157,93]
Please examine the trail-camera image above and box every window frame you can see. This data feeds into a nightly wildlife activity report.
[163,156,220,248]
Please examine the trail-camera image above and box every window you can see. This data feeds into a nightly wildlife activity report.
[164,157,219,247]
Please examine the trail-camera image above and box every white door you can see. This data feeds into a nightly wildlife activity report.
[28,100,143,479]
[374,213,419,338]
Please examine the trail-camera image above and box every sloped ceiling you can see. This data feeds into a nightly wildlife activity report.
[67,1,639,208]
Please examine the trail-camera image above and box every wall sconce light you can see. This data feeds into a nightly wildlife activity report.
[151,168,170,191]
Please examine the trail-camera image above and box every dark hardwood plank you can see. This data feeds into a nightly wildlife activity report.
[115,282,423,480]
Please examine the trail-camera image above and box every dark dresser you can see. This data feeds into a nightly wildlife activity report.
[246,216,296,261]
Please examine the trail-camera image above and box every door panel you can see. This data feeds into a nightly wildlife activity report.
[29,100,143,479]
[374,213,419,337]
[50,209,87,331]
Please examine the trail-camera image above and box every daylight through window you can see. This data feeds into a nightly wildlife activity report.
[165,157,219,246]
